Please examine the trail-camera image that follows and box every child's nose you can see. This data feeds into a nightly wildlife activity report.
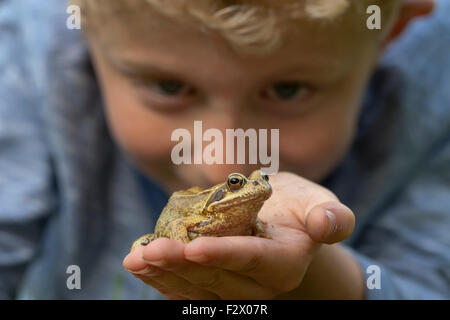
[198,102,253,129]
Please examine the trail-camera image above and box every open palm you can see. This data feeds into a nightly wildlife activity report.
[123,172,355,299]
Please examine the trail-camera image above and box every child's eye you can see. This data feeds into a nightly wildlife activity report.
[263,82,311,101]
[259,81,315,116]
[146,80,194,97]
[133,78,197,113]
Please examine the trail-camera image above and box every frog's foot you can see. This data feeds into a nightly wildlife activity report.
[187,232,202,241]
[130,234,157,251]
[252,218,272,239]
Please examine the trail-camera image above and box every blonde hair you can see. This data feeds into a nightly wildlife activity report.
[72,0,400,54]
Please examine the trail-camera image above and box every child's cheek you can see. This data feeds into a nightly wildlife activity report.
[87,46,176,161]
[105,106,179,162]
[97,80,177,160]
[279,114,357,182]
[99,88,174,162]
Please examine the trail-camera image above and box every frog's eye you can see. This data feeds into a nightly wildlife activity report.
[262,174,269,182]
[227,174,245,191]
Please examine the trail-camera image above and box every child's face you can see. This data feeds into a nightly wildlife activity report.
[87,8,380,189]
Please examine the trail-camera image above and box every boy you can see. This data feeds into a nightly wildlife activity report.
[0,0,448,299]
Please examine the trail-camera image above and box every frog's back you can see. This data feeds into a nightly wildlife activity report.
[154,187,211,237]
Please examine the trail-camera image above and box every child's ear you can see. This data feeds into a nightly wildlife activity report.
[382,0,435,48]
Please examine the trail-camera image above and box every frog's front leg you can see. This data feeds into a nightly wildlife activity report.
[168,216,216,243]
[252,218,272,239]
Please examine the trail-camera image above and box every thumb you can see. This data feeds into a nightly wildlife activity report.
[305,201,355,244]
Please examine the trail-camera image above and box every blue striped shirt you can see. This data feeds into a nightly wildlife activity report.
[0,0,449,299]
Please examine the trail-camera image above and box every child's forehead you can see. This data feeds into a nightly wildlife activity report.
[80,0,386,57]
[88,3,372,57]
[91,11,362,89]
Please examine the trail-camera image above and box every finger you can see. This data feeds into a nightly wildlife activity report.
[125,239,220,299]
[184,235,313,293]
[122,238,183,274]
[124,237,187,273]
[305,201,355,244]
[266,173,355,244]
[164,263,275,299]
[123,245,149,273]
[133,274,191,300]
[140,238,276,299]
[264,172,340,226]
[135,272,220,300]
[140,237,186,266]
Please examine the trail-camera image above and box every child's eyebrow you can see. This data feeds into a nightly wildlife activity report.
[105,53,183,79]
[274,59,349,83]
[104,50,349,83]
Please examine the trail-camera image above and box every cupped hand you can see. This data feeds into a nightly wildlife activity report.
[123,171,355,299]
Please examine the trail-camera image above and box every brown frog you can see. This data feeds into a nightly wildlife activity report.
[131,170,272,250]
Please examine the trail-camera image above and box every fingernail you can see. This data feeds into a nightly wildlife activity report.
[129,266,157,275]
[325,210,337,238]
[142,259,167,267]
